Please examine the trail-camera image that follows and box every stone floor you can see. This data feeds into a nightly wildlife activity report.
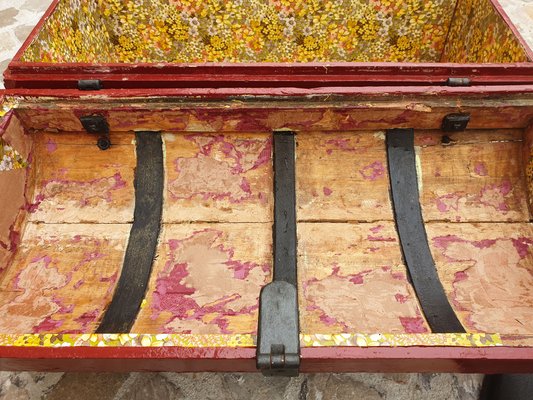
[1,0,532,399]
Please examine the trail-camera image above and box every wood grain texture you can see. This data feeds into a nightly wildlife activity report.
[0,114,33,280]
[298,222,430,334]
[162,133,272,223]
[15,99,533,134]
[524,123,533,217]
[296,132,393,222]
[427,222,533,335]
[418,131,529,222]
[0,223,129,334]
[132,223,272,334]
[28,132,135,223]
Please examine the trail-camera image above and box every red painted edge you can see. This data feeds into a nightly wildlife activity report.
[3,85,533,99]
[11,0,60,62]
[1,346,533,373]
[491,0,533,61]
[5,62,533,90]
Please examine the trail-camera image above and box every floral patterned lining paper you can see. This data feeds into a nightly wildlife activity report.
[442,0,528,62]
[0,138,27,172]
[18,0,478,63]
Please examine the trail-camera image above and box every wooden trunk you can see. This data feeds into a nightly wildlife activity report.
[0,0,533,375]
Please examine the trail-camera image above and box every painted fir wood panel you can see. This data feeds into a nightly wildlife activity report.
[297,222,430,335]
[28,132,135,224]
[417,130,529,222]
[427,222,533,335]
[162,132,273,223]
[132,223,272,335]
[0,223,129,334]
[296,132,393,222]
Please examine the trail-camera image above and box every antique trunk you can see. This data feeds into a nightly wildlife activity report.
[1,0,533,378]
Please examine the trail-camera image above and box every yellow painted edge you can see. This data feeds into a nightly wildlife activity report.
[0,333,505,348]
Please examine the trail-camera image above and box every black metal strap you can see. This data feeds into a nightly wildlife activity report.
[386,129,465,333]
[97,131,164,333]
[257,131,300,376]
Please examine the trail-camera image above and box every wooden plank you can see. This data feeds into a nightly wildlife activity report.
[28,132,135,224]
[15,99,533,134]
[132,223,272,334]
[427,222,533,334]
[414,129,523,146]
[296,132,393,222]
[418,134,529,222]
[0,223,129,334]
[297,222,430,334]
[163,132,272,223]
[0,169,27,274]
[524,123,533,217]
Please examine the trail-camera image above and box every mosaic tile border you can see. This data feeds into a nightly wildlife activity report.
[0,333,503,348]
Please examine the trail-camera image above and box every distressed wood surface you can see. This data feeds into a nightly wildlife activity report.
[28,132,135,223]
[163,133,273,223]
[297,222,430,335]
[15,99,533,134]
[132,223,272,334]
[427,222,533,335]
[296,132,393,222]
[418,130,529,222]
[0,223,129,334]
[0,114,32,279]
[524,123,533,217]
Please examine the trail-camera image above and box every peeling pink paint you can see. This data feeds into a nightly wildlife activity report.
[369,225,384,234]
[511,237,533,259]
[395,293,408,303]
[359,161,385,181]
[399,316,429,333]
[150,230,268,334]
[73,309,100,332]
[33,317,63,333]
[45,139,57,153]
[474,162,488,176]
[37,172,128,210]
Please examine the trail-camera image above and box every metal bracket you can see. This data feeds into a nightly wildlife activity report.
[78,79,103,91]
[79,114,111,150]
[446,77,471,87]
[442,113,470,132]
[256,131,300,377]
[257,281,300,376]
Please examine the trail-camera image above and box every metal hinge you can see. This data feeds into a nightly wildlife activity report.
[79,114,111,150]
[257,281,300,376]
[78,79,103,91]
[446,77,471,87]
[442,113,470,132]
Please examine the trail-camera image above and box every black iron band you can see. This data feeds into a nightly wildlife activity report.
[386,129,465,333]
[97,131,164,333]
[257,131,300,376]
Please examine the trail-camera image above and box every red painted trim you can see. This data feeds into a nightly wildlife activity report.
[491,0,533,61]
[5,62,533,89]
[10,0,60,62]
[1,346,533,373]
[4,85,533,100]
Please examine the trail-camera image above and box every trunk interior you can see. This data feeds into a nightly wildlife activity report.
[0,96,532,352]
